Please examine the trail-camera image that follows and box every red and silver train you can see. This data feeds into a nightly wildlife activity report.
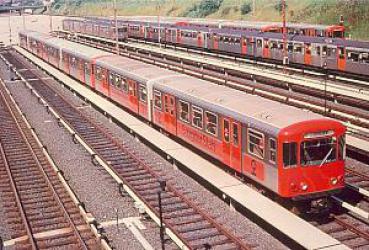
[19,30,346,209]
[63,18,369,79]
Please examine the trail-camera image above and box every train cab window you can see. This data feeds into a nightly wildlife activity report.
[283,142,297,168]
[300,137,337,166]
[248,129,264,159]
[138,85,147,102]
[205,111,218,136]
[269,138,277,164]
[223,119,230,143]
[154,90,162,110]
[178,100,190,123]
[338,136,346,160]
[192,106,203,129]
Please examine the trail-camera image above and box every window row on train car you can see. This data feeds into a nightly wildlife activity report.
[152,89,277,166]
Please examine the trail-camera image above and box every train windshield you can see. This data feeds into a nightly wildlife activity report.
[300,137,337,166]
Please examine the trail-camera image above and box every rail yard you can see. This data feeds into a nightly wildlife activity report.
[0,1,369,249]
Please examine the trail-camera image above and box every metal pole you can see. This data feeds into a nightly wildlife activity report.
[324,61,328,115]
[158,190,165,250]
[158,179,166,250]
[8,10,12,45]
[158,4,161,49]
[114,0,119,55]
[282,0,288,73]
[22,0,25,30]
[48,4,53,32]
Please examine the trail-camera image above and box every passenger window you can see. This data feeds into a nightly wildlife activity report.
[233,123,239,146]
[205,111,218,136]
[154,90,162,110]
[85,63,90,75]
[139,85,147,102]
[96,67,102,80]
[283,143,297,168]
[115,75,122,88]
[223,119,230,143]
[178,100,190,123]
[269,139,277,164]
[248,129,264,159]
[122,78,128,93]
[192,106,203,129]
[256,39,262,48]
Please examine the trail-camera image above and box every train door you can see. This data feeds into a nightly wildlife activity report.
[262,39,270,59]
[63,53,70,74]
[163,94,176,135]
[230,121,242,173]
[78,59,85,83]
[213,34,219,50]
[128,80,138,113]
[221,118,231,166]
[197,32,203,48]
[241,37,247,55]
[304,43,312,65]
[84,62,91,86]
[337,47,346,71]
[176,29,181,44]
[203,33,208,49]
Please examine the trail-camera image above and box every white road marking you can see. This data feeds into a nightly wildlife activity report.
[101,217,154,250]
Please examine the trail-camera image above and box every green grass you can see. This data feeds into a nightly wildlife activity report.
[53,0,369,40]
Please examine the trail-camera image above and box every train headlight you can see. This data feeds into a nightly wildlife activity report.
[331,177,338,185]
[300,182,308,191]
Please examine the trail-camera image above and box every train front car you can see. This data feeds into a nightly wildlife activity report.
[278,119,346,212]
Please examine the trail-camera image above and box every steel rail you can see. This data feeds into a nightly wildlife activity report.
[0,81,89,249]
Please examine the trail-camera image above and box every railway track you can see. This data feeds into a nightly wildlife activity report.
[61,33,369,157]
[346,168,369,193]
[1,48,253,249]
[313,214,369,249]
[0,75,99,248]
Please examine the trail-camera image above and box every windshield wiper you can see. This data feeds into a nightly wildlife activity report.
[319,147,334,167]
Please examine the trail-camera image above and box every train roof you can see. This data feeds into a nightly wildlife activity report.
[23,31,111,60]
[152,75,325,135]
[95,55,180,84]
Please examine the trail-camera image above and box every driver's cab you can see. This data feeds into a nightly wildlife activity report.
[277,119,346,199]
